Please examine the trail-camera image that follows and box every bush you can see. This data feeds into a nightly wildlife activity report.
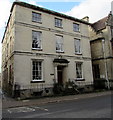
[53,83,64,95]
[63,81,79,95]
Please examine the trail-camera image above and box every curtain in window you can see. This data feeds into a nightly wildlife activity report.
[73,23,79,32]
[32,31,41,49]
[75,39,81,53]
[76,63,82,78]
[56,35,63,51]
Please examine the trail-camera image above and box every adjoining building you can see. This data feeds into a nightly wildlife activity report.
[90,12,113,89]
[0,73,1,88]
[2,1,94,98]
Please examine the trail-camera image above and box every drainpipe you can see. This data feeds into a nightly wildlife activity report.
[54,66,58,84]
[102,39,110,89]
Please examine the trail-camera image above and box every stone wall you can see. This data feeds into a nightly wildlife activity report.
[0,73,1,88]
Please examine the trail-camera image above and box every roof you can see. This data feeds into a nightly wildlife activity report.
[2,1,91,43]
[91,16,108,32]
[11,1,91,25]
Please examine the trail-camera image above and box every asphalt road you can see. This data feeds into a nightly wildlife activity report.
[2,94,112,118]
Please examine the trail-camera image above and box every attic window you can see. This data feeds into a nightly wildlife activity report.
[32,12,41,23]
[73,23,80,32]
[55,18,62,28]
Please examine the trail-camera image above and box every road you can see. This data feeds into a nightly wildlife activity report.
[2,94,112,118]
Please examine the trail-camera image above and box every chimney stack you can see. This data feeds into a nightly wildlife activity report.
[82,16,89,22]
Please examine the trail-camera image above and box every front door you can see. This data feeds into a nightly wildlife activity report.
[57,66,63,84]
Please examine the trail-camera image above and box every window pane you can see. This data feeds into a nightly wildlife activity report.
[73,23,79,32]
[76,63,82,78]
[55,18,62,27]
[32,61,42,81]
[32,31,41,49]
[75,39,81,53]
[56,35,63,52]
[32,12,41,22]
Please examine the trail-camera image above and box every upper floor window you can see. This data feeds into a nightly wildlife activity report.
[32,60,43,81]
[74,38,81,54]
[32,12,41,23]
[32,31,42,49]
[73,23,80,32]
[55,18,62,28]
[76,62,83,79]
[56,35,63,52]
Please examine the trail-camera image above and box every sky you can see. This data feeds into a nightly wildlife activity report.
[0,0,112,72]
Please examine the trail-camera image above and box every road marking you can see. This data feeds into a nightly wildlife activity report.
[7,107,35,113]
[7,109,12,114]
[21,108,73,118]
[33,106,48,111]
[7,106,48,114]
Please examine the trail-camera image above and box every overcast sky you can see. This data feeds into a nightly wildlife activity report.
[0,0,112,72]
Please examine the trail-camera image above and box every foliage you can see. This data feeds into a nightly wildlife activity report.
[64,81,78,95]
[53,81,79,95]
[53,83,64,95]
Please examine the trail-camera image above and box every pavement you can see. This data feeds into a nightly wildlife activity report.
[2,90,112,109]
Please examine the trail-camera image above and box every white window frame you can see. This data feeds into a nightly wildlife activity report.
[55,18,62,28]
[32,31,42,50]
[56,35,64,52]
[32,60,43,82]
[74,38,81,54]
[76,62,83,80]
[32,12,41,23]
[73,23,80,32]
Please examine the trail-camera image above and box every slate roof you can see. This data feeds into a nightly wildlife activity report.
[91,16,108,32]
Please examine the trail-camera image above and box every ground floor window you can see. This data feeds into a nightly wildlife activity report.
[76,62,83,79]
[32,60,43,81]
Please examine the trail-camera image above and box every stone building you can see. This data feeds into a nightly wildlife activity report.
[90,12,113,89]
[0,73,1,88]
[2,1,93,97]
